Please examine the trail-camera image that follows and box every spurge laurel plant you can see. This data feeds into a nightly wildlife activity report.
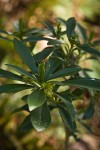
[0,17,100,138]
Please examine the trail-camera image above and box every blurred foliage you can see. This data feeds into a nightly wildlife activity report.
[0,0,100,150]
[0,94,65,150]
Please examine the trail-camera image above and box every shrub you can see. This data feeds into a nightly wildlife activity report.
[0,17,100,145]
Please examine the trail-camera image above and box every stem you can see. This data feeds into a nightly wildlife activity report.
[64,124,70,150]
[59,108,71,150]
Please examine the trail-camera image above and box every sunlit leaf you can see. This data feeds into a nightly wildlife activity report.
[27,89,46,111]
[31,102,51,132]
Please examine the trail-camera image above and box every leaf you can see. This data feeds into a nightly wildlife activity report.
[34,47,53,62]
[19,115,33,131]
[0,35,12,42]
[23,36,47,42]
[13,38,37,74]
[44,57,62,81]
[0,84,33,94]
[56,18,66,25]
[76,23,88,43]
[49,66,82,80]
[92,40,100,46]
[47,39,65,45]
[55,93,76,120]
[13,104,29,113]
[27,89,46,111]
[76,44,100,56]
[38,62,45,81]
[31,102,51,132]
[0,29,10,34]
[59,107,76,132]
[80,122,93,133]
[63,78,100,90]
[0,69,23,81]
[23,36,64,45]
[71,88,83,97]
[83,102,94,119]
[26,28,44,35]
[6,64,36,80]
[66,17,76,39]
[44,21,55,34]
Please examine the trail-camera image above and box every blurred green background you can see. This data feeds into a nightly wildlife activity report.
[0,0,100,150]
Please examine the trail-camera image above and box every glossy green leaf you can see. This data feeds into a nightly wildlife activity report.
[31,102,51,132]
[0,84,33,94]
[13,38,37,74]
[55,93,76,120]
[77,44,100,56]
[63,78,100,90]
[59,107,76,131]
[0,69,23,81]
[34,47,53,62]
[49,66,81,80]
[44,57,61,81]
[66,17,76,39]
[19,115,33,131]
[6,64,36,80]
[83,102,94,119]
[27,89,46,111]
